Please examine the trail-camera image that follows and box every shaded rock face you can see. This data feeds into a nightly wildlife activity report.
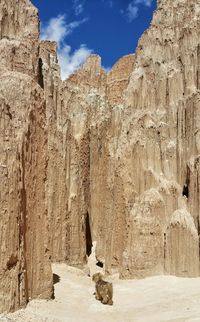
[1,0,200,313]
[0,0,52,314]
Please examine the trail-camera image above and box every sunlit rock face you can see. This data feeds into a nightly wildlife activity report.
[1,0,200,313]
[74,0,200,278]
[93,0,200,278]
[97,0,200,278]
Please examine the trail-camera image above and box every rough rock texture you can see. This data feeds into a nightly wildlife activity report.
[0,0,39,79]
[1,0,200,313]
[39,0,200,279]
[40,50,107,264]
[0,0,52,314]
[89,0,200,278]
[165,208,199,277]
[111,0,200,278]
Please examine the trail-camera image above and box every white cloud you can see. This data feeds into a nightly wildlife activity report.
[122,0,153,22]
[41,15,92,80]
[41,15,87,45]
[72,0,84,16]
[41,15,67,44]
[126,3,139,21]
[134,0,153,7]
[58,44,92,79]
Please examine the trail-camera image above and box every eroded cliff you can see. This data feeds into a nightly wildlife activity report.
[1,0,200,314]
[0,0,52,313]
[50,0,200,279]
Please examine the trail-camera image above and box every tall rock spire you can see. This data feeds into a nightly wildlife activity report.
[0,0,53,313]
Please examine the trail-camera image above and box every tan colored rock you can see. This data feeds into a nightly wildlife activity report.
[165,208,199,277]
[0,0,39,40]
[107,54,135,106]
[0,0,52,314]
[0,73,53,312]
[0,0,39,80]
[46,54,107,264]
[41,0,200,279]
[88,0,200,278]
[2,0,200,313]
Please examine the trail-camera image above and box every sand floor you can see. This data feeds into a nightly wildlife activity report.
[1,263,200,322]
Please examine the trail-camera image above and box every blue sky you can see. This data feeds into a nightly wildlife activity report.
[31,0,156,79]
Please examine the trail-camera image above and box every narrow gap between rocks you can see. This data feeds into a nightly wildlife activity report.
[86,212,92,257]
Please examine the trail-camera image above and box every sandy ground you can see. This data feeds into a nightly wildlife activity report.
[1,262,200,322]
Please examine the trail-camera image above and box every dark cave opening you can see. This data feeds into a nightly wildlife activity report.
[182,184,189,198]
[182,166,190,198]
[96,261,104,268]
[38,57,44,89]
[86,212,92,257]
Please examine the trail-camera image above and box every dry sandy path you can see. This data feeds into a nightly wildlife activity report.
[2,263,200,322]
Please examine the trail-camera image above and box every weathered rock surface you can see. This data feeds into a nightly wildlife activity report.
[28,0,200,279]
[1,0,200,314]
[0,0,52,314]
[108,0,200,278]
[49,0,200,279]
[40,51,107,264]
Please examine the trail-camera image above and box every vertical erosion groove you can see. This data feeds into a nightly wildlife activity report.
[38,58,44,89]
[86,212,92,257]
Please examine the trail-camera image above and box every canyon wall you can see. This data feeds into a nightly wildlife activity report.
[91,0,200,278]
[0,0,52,313]
[49,0,200,279]
[1,0,200,313]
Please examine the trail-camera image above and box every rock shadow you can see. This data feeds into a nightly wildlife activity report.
[53,273,61,285]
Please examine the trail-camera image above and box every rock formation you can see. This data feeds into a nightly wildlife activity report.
[61,0,200,279]
[103,0,200,278]
[1,0,200,314]
[0,0,52,313]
